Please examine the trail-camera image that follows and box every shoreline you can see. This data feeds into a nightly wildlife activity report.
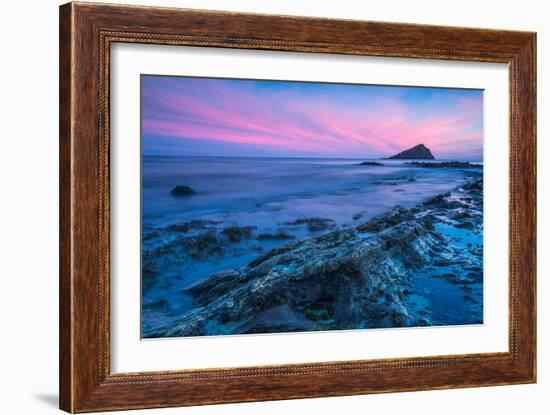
[143,170,483,338]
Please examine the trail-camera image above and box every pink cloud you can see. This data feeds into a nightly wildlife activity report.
[142,78,483,158]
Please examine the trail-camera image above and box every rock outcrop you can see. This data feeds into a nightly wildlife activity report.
[406,161,481,169]
[387,144,435,160]
[171,185,195,196]
[359,161,384,166]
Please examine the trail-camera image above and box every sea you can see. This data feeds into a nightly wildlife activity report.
[141,156,483,335]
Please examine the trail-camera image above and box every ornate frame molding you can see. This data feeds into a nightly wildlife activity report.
[60,2,536,412]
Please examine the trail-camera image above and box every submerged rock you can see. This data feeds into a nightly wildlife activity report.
[165,219,219,233]
[283,217,336,232]
[143,298,170,312]
[181,233,224,259]
[359,161,384,166]
[221,226,256,242]
[171,185,196,196]
[257,231,295,241]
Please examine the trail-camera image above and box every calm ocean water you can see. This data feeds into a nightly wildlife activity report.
[142,156,478,228]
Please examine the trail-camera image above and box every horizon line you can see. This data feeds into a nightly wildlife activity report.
[142,154,383,159]
[141,154,483,161]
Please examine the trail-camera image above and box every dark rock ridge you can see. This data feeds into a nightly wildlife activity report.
[221,226,256,242]
[283,217,336,232]
[171,185,195,196]
[155,175,483,337]
[141,222,258,290]
[359,161,384,166]
[387,144,435,160]
[257,231,296,241]
[406,161,481,169]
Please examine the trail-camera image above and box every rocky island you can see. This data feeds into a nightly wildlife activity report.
[387,144,435,160]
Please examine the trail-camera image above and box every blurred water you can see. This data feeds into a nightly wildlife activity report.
[141,156,482,335]
[142,156,476,230]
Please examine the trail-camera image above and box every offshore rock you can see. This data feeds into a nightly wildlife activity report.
[171,185,196,196]
[359,161,385,166]
[387,144,435,160]
[406,161,482,169]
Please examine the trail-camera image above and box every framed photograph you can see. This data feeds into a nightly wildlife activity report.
[59,2,536,412]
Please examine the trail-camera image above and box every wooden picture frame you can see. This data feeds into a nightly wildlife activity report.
[59,2,536,412]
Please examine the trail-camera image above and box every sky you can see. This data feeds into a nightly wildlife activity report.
[141,75,483,160]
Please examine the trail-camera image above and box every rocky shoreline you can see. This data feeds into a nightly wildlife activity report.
[143,170,483,338]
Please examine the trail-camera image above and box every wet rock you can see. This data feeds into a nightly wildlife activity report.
[453,210,473,220]
[221,226,256,243]
[142,263,160,290]
[359,161,384,166]
[257,231,295,241]
[423,193,451,206]
[248,244,299,268]
[166,219,219,233]
[182,233,224,259]
[284,217,336,232]
[462,180,483,191]
[357,206,414,233]
[304,307,332,322]
[455,221,475,230]
[406,161,481,169]
[143,298,170,312]
[423,192,468,210]
[166,223,190,233]
[142,230,160,241]
[236,304,319,334]
[163,210,441,337]
[142,263,158,277]
[183,269,243,306]
[171,185,196,196]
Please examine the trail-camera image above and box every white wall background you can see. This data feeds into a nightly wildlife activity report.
[0,0,546,414]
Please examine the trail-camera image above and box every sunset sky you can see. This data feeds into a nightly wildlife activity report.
[141,75,483,160]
